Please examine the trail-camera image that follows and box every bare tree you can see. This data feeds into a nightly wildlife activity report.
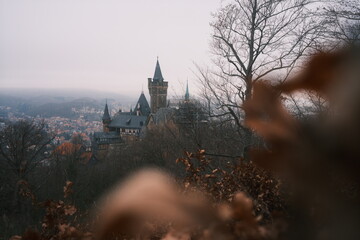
[197,0,322,158]
[0,120,54,230]
[0,120,54,181]
[322,0,360,46]
[283,1,360,122]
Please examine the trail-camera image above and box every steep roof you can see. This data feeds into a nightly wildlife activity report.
[135,92,151,116]
[153,59,164,82]
[102,103,111,121]
[185,81,190,101]
[109,115,147,129]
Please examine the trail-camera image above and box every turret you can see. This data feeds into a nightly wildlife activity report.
[134,92,151,116]
[153,59,164,82]
[102,101,111,132]
[185,80,190,102]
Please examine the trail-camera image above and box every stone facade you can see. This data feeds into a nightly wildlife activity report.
[148,59,168,113]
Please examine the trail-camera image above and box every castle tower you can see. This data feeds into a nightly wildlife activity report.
[185,80,190,102]
[102,101,111,132]
[148,58,168,114]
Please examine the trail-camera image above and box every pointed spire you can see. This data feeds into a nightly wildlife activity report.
[185,80,190,101]
[153,58,164,82]
[135,92,151,116]
[102,101,111,121]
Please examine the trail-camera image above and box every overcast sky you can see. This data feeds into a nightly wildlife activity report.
[0,0,221,98]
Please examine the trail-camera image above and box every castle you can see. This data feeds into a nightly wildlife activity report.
[93,59,168,150]
[92,59,206,156]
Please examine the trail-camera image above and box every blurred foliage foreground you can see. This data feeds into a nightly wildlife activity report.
[9,47,360,240]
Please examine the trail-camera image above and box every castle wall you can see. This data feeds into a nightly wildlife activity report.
[148,78,168,113]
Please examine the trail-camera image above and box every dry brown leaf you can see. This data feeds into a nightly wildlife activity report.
[64,204,77,216]
[63,181,73,198]
[278,51,344,95]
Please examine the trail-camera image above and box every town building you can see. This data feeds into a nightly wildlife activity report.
[105,92,150,141]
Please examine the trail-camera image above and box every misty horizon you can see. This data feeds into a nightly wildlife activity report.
[0,0,221,98]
